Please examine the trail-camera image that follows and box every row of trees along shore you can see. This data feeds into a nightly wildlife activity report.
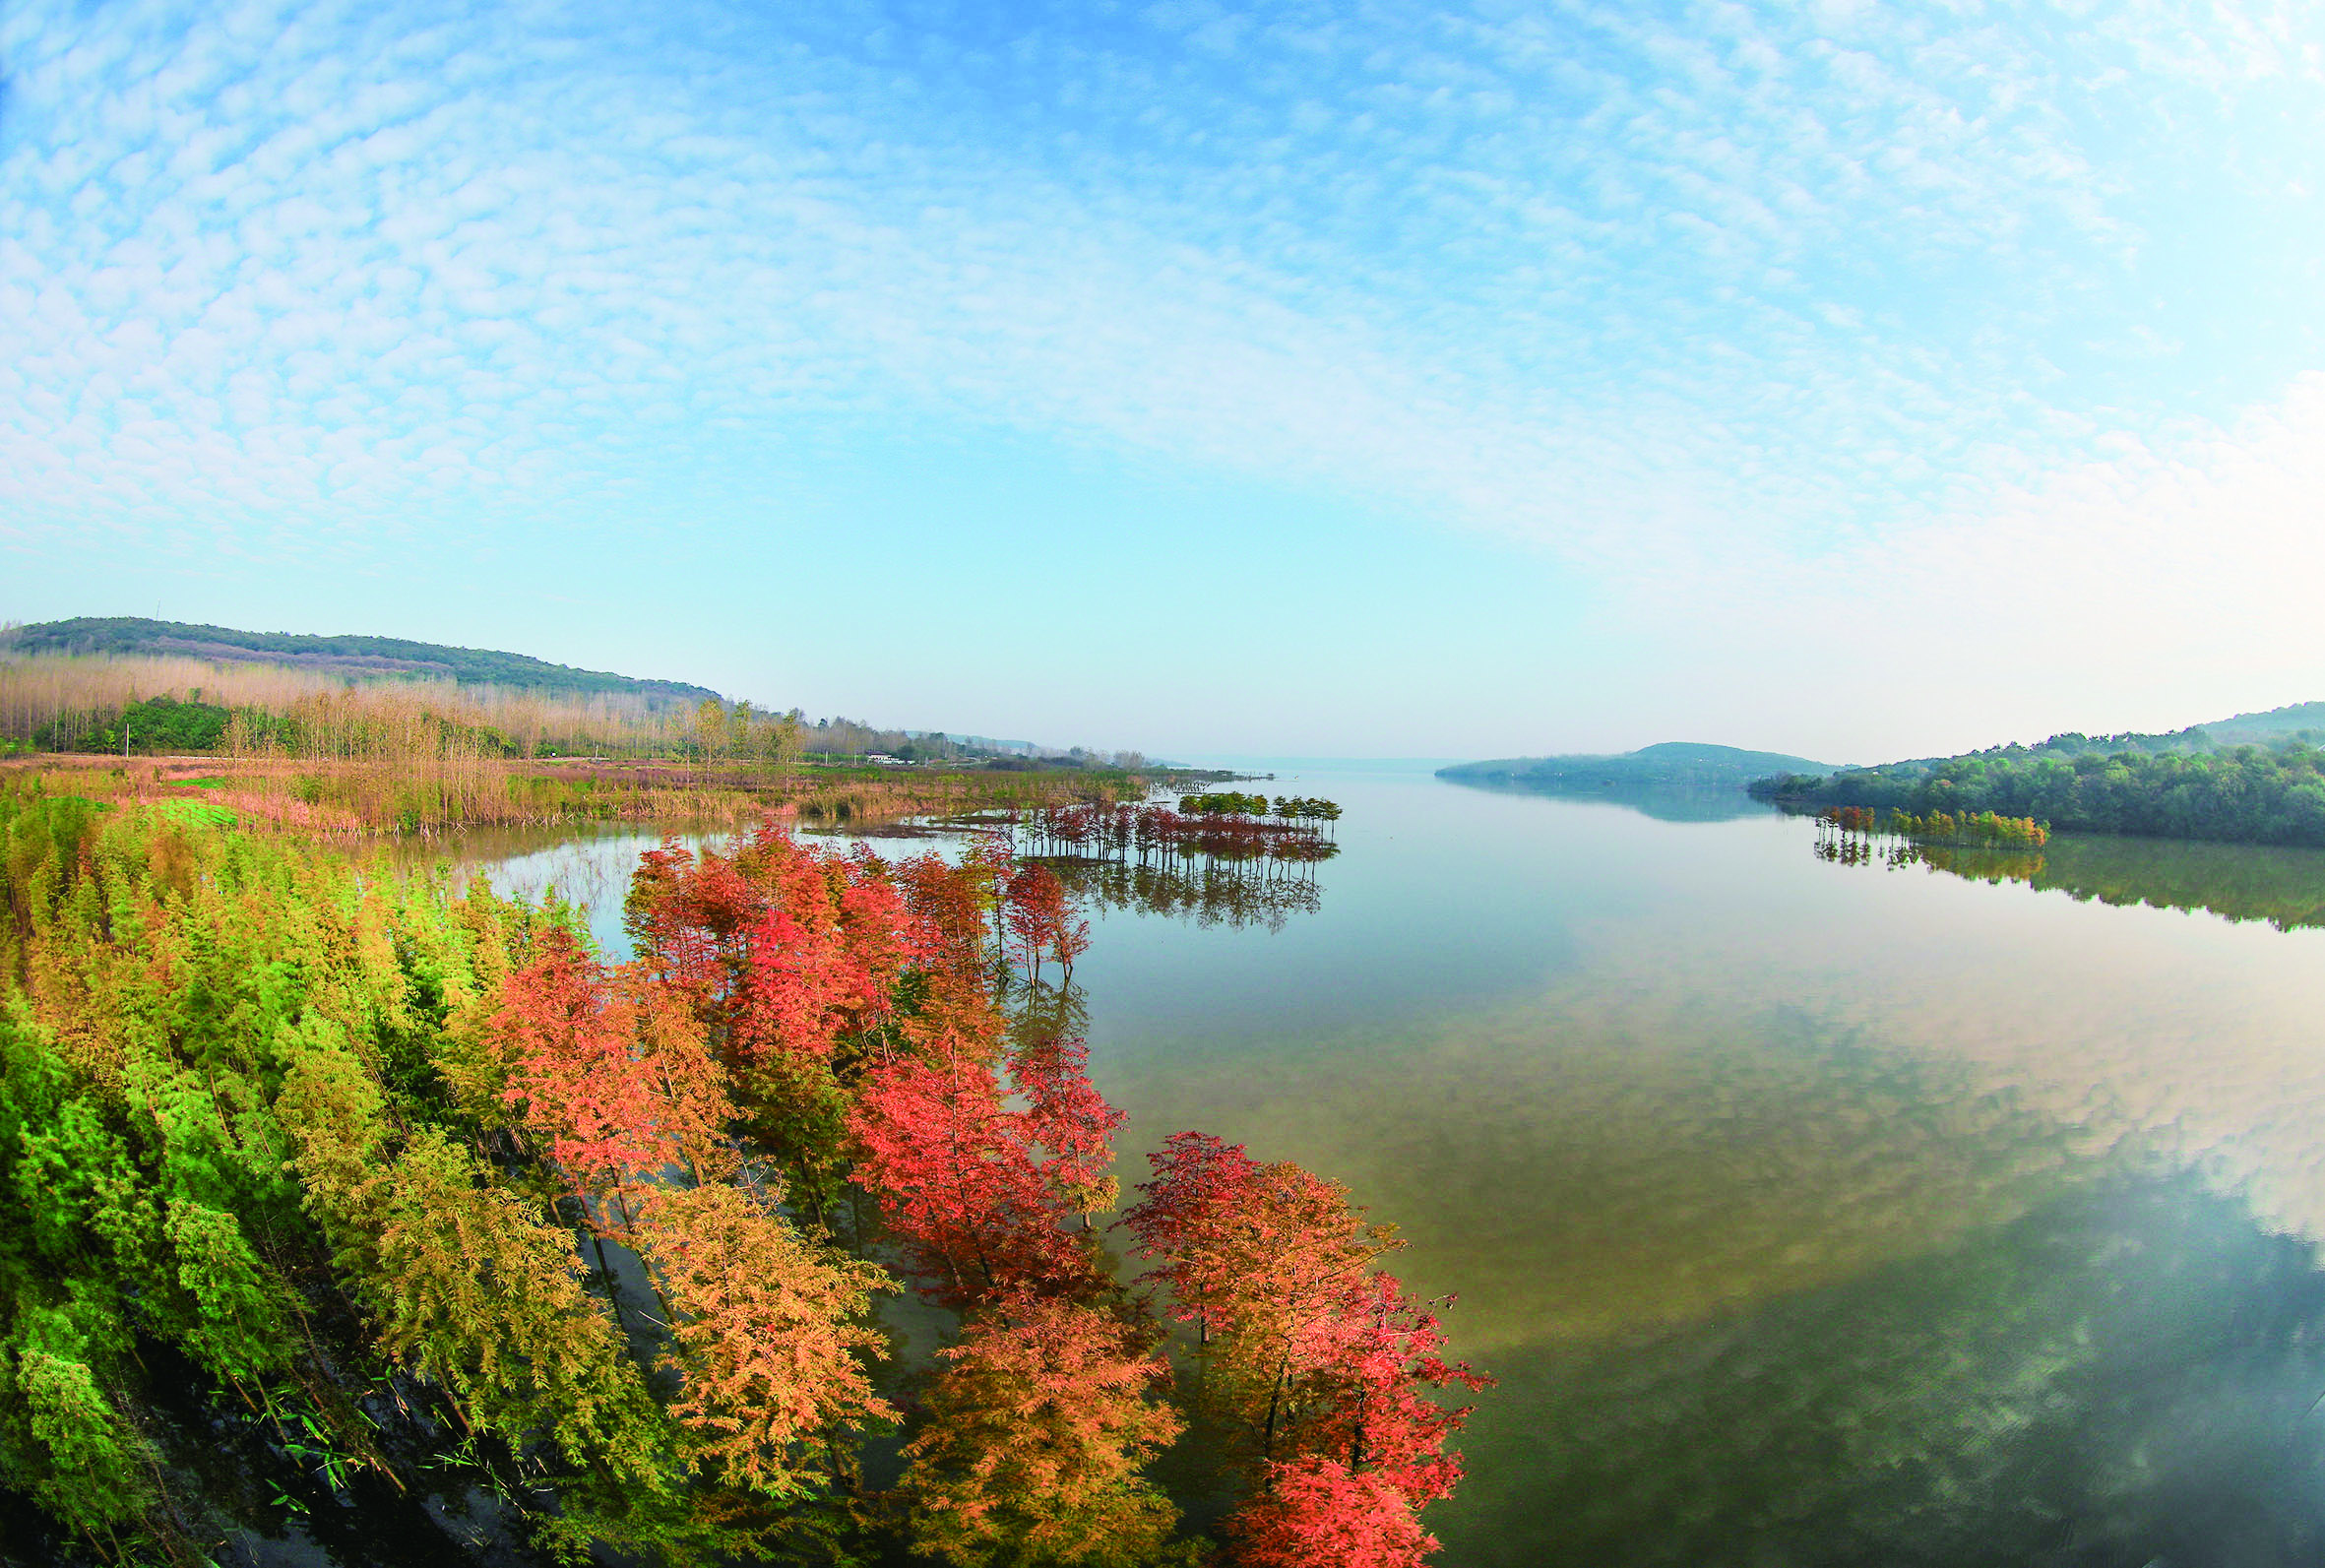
[0,656,1177,836]
[0,653,1146,773]
[1810,806,2046,871]
[982,796,1348,937]
[1048,856,1325,934]
[0,785,1485,1567]
[1813,805,2049,849]
[1752,737,2325,847]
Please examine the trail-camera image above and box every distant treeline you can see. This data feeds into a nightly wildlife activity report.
[0,653,1140,771]
[0,616,723,702]
[1755,739,2325,847]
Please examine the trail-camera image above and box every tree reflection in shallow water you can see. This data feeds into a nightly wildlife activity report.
[1038,855,1324,933]
[1809,825,2325,933]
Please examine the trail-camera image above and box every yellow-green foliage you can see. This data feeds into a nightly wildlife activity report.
[0,783,1216,1568]
[9,1343,157,1537]
[0,789,674,1560]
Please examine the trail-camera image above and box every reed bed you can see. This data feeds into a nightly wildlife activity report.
[0,650,696,759]
[0,753,1135,839]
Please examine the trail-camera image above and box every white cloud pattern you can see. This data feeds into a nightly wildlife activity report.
[1,0,2321,753]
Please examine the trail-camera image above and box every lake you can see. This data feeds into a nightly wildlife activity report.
[457,761,2325,1567]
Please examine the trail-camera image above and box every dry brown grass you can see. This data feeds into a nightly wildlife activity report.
[0,751,1136,839]
[0,651,691,757]
[0,652,1156,837]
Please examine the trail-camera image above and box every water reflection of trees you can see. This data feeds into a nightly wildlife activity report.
[1038,854,1323,932]
[1017,800,1341,866]
[1441,776,1778,823]
[923,797,1338,933]
[1810,821,2325,932]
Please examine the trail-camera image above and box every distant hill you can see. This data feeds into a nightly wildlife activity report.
[1439,741,1842,791]
[0,617,722,705]
[1742,702,2325,848]
[1759,701,2325,788]
[2196,701,2325,745]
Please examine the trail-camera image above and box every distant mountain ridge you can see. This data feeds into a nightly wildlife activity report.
[1449,702,2325,797]
[1439,741,1842,790]
[2187,701,2325,744]
[0,617,722,705]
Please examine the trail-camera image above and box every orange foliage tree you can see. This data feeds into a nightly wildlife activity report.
[631,1180,895,1503]
[897,1290,1185,1566]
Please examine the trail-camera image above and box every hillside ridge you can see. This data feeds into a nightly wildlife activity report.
[1439,741,1842,786]
[0,616,722,705]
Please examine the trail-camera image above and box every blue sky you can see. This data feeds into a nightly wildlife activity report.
[3,0,2320,761]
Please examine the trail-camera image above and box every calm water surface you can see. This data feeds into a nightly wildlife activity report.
[457,764,2325,1567]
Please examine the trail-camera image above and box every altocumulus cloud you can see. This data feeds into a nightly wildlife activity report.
[0,0,2320,700]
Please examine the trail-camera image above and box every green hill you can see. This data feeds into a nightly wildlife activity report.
[2198,701,2325,745]
[1439,741,1842,791]
[0,617,721,705]
[1745,709,2325,847]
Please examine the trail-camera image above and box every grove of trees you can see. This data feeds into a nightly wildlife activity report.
[1755,741,2325,847]
[0,790,1480,1566]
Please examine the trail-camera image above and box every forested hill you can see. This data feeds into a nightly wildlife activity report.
[1441,741,1841,790]
[2201,700,2325,744]
[1749,715,2325,847]
[1,617,721,704]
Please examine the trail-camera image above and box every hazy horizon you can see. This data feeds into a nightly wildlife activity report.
[6,1,2319,761]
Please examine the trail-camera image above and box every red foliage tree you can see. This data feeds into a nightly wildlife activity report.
[1122,1132,1393,1356]
[624,823,927,1069]
[488,928,739,1194]
[1288,1271,1486,1509]
[846,1030,1103,1307]
[490,928,669,1188]
[1002,863,1089,984]
[1227,1456,1437,1568]
[1123,1133,1485,1559]
[1011,1032,1127,1223]
[621,824,937,1213]
[891,848,999,980]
